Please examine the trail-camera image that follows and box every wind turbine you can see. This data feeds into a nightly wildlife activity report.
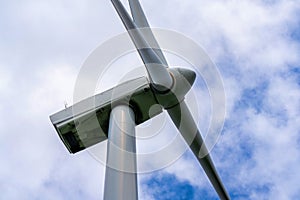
[50,0,230,199]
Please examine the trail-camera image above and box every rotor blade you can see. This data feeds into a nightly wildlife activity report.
[167,101,230,200]
[128,0,150,27]
[111,0,172,91]
[128,0,169,65]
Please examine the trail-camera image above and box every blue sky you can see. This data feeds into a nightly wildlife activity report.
[0,0,300,199]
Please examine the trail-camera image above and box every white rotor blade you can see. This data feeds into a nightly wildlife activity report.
[111,0,172,91]
[167,101,230,200]
[128,0,169,65]
[128,0,150,27]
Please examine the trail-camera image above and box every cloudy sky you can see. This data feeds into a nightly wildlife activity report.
[1,0,300,199]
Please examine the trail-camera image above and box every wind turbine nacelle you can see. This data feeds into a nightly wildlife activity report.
[50,77,162,154]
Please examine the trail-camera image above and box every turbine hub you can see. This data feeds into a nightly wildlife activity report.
[153,67,196,109]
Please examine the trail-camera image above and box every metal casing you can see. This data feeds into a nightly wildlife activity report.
[50,76,162,153]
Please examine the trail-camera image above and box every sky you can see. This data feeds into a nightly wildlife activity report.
[0,0,300,199]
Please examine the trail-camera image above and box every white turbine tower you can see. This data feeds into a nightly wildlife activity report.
[50,0,230,199]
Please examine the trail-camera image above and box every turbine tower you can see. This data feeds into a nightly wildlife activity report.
[50,0,230,199]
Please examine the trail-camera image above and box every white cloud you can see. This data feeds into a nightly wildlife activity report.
[0,61,104,199]
[0,66,11,94]
[0,66,12,134]
[265,75,300,119]
[27,63,77,116]
[213,72,300,198]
